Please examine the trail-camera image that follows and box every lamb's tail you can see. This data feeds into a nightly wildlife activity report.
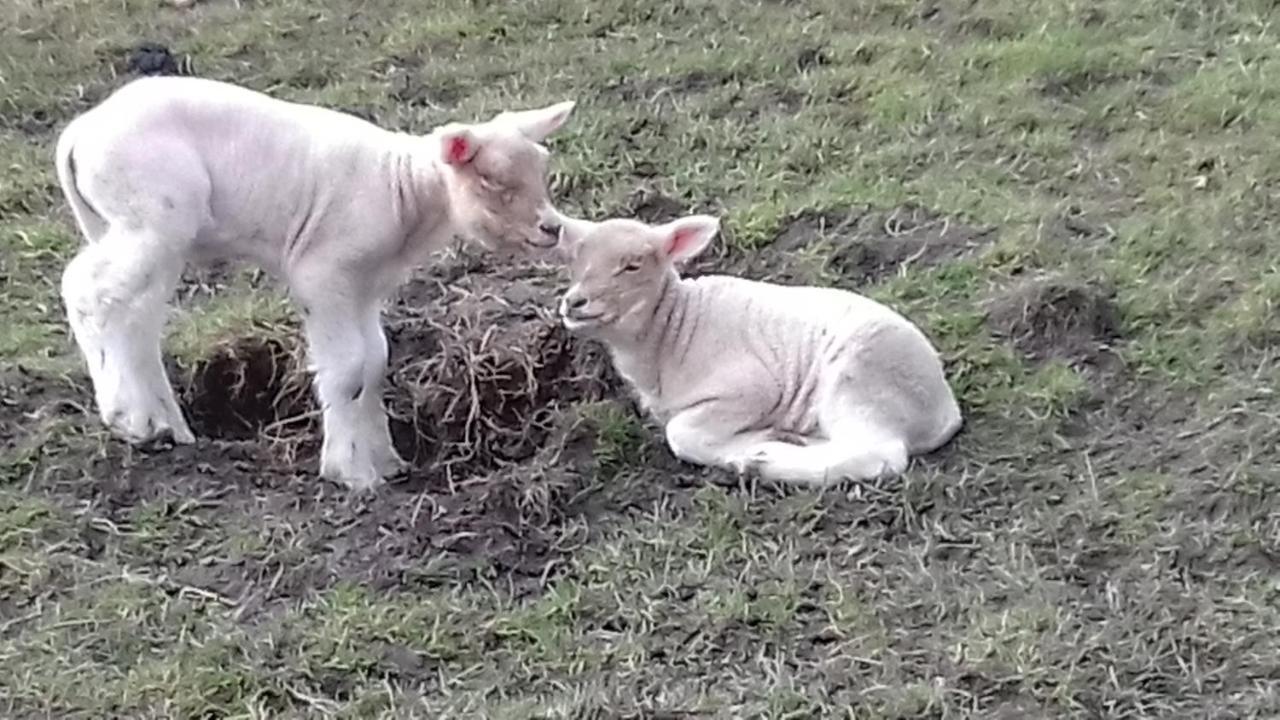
[54,117,108,242]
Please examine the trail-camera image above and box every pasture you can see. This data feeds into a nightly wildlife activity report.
[2,0,1279,716]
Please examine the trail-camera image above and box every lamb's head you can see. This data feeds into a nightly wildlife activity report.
[435,101,575,254]
[559,214,720,336]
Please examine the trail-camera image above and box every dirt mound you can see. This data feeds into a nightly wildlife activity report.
[984,275,1122,365]
[384,252,615,479]
[177,247,614,481]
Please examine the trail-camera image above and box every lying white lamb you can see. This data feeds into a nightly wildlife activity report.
[55,76,575,490]
[557,215,962,485]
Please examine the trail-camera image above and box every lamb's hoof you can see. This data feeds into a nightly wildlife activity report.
[171,422,196,446]
[726,454,765,477]
[320,453,386,492]
[105,406,190,451]
[372,447,410,479]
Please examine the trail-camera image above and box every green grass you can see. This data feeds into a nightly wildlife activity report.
[3,0,1280,717]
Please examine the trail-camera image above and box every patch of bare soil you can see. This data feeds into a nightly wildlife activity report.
[820,205,995,283]
[123,41,194,77]
[0,369,85,449]
[708,82,807,122]
[36,402,611,612]
[600,68,738,105]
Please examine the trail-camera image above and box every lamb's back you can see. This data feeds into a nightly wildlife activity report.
[688,274,903,336]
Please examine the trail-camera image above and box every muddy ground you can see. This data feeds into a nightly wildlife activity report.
[3,205,1008,608]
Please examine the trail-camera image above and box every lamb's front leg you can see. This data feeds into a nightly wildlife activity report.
[663,404,776,476]
[293,277,395,491]
[357,307,407,477]
[664,403,907,486]
[738,439,907,486]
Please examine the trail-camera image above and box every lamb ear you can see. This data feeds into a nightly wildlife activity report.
[658,215,720,263]
[497,100,576,142]
[438,125,480,166]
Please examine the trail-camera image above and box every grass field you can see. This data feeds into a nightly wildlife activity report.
[3,0,1280,717]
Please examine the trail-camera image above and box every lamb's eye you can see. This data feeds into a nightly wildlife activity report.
[478,175,503,193]
[621,260,643,273]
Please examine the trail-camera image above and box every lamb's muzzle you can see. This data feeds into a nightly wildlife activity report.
[558,285,602,328]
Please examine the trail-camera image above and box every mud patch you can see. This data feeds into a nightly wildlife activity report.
[0,369,84,452]
[710,82,807,122]
[795,46,832,71]
[1040,70,1120,100]
[389,73,466,110]
[33,400,614,609]
[600,68,739,106]
[984,275,1122,366]
[324,406,607,592]
[824,205,994,283]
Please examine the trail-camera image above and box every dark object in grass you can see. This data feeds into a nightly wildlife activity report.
[795,46,831,71]
[126,42,187,76]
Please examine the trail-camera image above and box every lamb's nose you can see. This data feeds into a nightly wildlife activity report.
[538,221,562,239]
[566,294,588,310]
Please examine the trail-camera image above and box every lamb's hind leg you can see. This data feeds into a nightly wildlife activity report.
[62,232,192,445]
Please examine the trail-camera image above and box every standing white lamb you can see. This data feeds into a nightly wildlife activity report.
[557,214,963,485]
[55,76,576,490]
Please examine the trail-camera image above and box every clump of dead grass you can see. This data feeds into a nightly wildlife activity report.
[178,253,614,482]
[386,284,611,481]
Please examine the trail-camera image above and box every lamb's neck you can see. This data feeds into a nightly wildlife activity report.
[390,134,453,259]
[609,275,697,404]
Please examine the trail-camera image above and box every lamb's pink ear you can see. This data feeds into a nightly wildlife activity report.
[438,125,480,166]
[658,215,720,263]
[499,100,576,142]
